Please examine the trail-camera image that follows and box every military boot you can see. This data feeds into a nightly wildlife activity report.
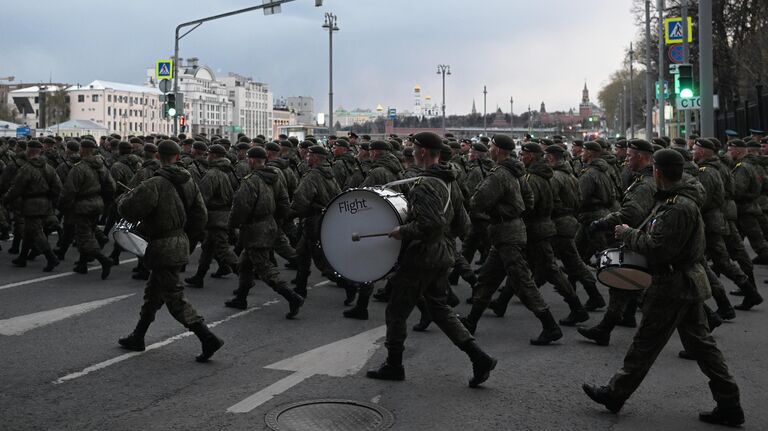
[699,405,745,427]
[108,245,121,266]
[224,293,248,310]
[343,282,357,306]
[26,247,40,261]
[343,287,369,320]
[210,265,232,278]
[582,282,606,311]
[73,257,88,274]
[705,304,723,330]
[412,315,431,331]
[292,270,310,298]
[447,286,461,308]
[8,235,20,254]
[372,282,392,302]
[184,266,207,289]
[530,310,563,346]
[461,269,478,287]
[92,253,113,280]
[366,350,405,381]
[582,384,625,413]
[272,284,304,319]
[459,340,497,388]
[734,280,764,311]
[459,307,484,335]
[118,318,152,351]
[42,251,60,272]
[577,314,617,346]
[11,254,27,267]
[448,267,461,286]
[188,322,224,362]
[488,287,515,317]
[559,296,590,326]
[617,300,638,328]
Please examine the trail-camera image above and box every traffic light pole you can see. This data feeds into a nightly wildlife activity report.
[171,0,300,135]
[699,0,714,137]
[657,0,665,138]
[681,0,691,139]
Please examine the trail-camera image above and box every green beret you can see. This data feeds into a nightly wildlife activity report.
[247,146,267,159]
[42,137,55,145]
[182,138,195,146]
[306,137,318,144]
[192,141,207,151]
[389,139,403,151]
[440,143,453,158]
[540,138,554,146]
[217,138,231,147]
[66,141,81,152]
[238,136,251,143]
[118,141,133,151]
[252,137,266,145]
[653,148,684,167]
[299,140,313,149]
[628,139,654,154]
[236,142,250,151]
[652,144,664,152]
[673,137,687,147]
[521,143,543,154]
[544,145,564,155]
[728,139,746,148]
[370,140,392,151]
[694,138,716,151]
[278,134,288,140]
[412,132,444,150]
[584,141,602,152]
[158,140,180,156]
[143,143,158,154]
[209,144,227,155]
[288,136,299,145]
[27,139,43,149]
[333,139,349,148]
[308,145,328,156]
[266,142,281,152]
[81,139,98,149]
[471,142,489,152]
[491,134,515,151]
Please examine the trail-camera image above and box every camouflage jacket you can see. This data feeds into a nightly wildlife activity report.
[697,159,727,234]
[199,158,239,229]
[291,163,340,236]
[110,155,137,197]
[128,159,161,188]
[523,160,557,241]
[599,165,656,228]
[60,155,115,216]
[268,158,298,199]
[550,161,580,237]
[229,166,278,249]
[732,156,762,215]
[470,158,528,246]
[578,158,616,221]
[55,154,80,183]
[361,152,402,188]
[332,152,365,190]
[3,156,62,217]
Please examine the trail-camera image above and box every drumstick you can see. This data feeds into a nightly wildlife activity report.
[351,232,390,241]
[117,181,134,192]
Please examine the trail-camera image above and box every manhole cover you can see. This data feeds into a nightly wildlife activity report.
[265,398,394,431]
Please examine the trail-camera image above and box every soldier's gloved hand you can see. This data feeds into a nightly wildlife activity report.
[589,220,609,233]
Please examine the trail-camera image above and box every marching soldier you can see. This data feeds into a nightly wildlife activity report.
[102,141,138,264]
[128,143,162,280]
[575,141,617,264]
[461,142,494,267]
[331,138,364,190]
[729,139,768,265]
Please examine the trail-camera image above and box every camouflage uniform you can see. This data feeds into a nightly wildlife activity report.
[714,156,755,286]
[575,157,616,262]
[0,153,27,252]
[332,152,365,190]
[461,158,494,264]
[360,152,402,188]
[732,156,768,261]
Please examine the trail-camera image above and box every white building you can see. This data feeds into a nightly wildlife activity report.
[221,73,273,139]
[272,106,297,139]
[6,85,67,129]
[286,96,314,125]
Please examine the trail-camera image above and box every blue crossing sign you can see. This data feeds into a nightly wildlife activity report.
[664,17,693,45]
[155,59,174,81]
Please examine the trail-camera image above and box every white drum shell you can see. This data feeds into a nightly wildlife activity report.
[320,188,408,283]
[597,247,652,291]
[111,219,148,257]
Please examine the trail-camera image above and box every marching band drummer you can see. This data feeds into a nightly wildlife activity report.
[583,149,745,427]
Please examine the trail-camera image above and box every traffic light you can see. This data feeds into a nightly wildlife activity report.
[678,64,694,99]
[165,93,177,118]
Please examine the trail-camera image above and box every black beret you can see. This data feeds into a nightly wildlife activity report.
[444,133,455,138]
[278,134,288,140]
[544,145,564,155]
[81,139,98,149]
[279,140,293,148]
[583,141,602,152]
[182,138,195,146]
[448,140,460,149]
[209,144,227,155]
[247,146,267,159]
[491,134,515,151]
[521,143,543,154]
[288,136,299,145]
[661,136,671,145]
[728,139,746,148]
[412,131,444,150]
[540,138,554,146]
[360,143,370,151]
[266,142,281,152]
[306,137,318,144]
[192,141,208,151]
[333,139,349,148]
[235,142,251,150]
[158,140,180,156]
[238,136,251,143]
[615,140,628,149]
[747,140,761,149]
[42,137,55,145]
[252,137,266,145]
[129,137,142,145]
[653,148,684,167]
[118,141,133,151]
[479,136,491,144]
[471,142,489,152]
[27,139,43,149]
[652,138,667,148]
[652,144,664,152]
[308,145,328,156]
[403,147,414,158]
[170,136,180,143]
[347,132,358,139]
[217,138,231,147]
[66,141,81,152]
[299,140,313,149]
[628,139,654,154]
[572,139,584,147]
[143,143,158,154]
[361,134,371,140]
[370,140,392,151]
[673,137,687,147]
[328,135,338,140]
[694,138,716,151]
[672,147,693,161]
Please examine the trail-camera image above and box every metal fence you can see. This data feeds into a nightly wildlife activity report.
[716,90,767,141]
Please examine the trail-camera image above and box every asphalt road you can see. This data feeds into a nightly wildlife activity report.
[0,237,766,431]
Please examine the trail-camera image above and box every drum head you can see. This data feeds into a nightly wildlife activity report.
[320,188,406,283]
[113,230,147,257]
[597,268,651,291]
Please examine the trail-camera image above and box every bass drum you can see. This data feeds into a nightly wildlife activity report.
[111,219,148,257]
[596,247,652,291]
[320,188,408,283]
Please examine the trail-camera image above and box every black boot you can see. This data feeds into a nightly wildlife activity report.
[343,283,357,306]
[582,282,606,311]
[460,340,497,388]
[8,235,20,254]
[459,307,483,335]
[705,304,723,330]
[678,350,696,360]
[185,266,207,288]
[275,285,304,319]
[26,247,40,261]
[210,265,232,278]
[109,246,121,266]
[188,322,224,362]
[95,253,113,280]
[343,307,369,320]
[372,281,392,302]
[582,384,625,413]
[530,310,563,345]
[448,268,460,286]
[11,254,27,267]
[734,280,764,311]
[698,405,745,427]
[224,293,248,310]
[447,286,461,308]
[577,314,616,346]
[617,300,638,327]
[118,318,152,351]
[559,296,590,326]
[292,270,309,299]
[412,315,431,331]
[489,286,515,317]
[73,258,88,274]
[366,350,405,381]
[43,251,60,272]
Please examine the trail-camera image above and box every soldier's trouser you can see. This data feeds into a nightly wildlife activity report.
[736,213,768,256]
[473,243,548,314]
[551,234,597,285]
[273,231,297,261]
[13,210,25,241]
[294,228,328,293]
[528,238,578,301]
[603,288,640,326]
[704,264,732,312]
[461,219,490,264]
[0,204,9,233]
[57,214,76,252]
[724,220,754,280]
[385,267,473,355]
[71,213,101,256]
[758,210,768,239]
[198,228,238,273]
[576,223,609,263]
[139,266,203,327]
[707,231,749,286]
[23,216,52,254]
[237,247,289,294]
[608,297,740,407]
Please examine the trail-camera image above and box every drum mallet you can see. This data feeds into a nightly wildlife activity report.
[351,232,390,241]
[117,181,134,192]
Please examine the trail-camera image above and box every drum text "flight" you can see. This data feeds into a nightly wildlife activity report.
[338,198,369,215]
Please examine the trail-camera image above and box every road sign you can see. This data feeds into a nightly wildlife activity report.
[158,79,172,94]
[655,81,670,100]
[388,108,396,120]
[668,45,684,64]
[15,126,30,138]
[155,59,173,81]
[665,17,694,45]
[676,95,720,111]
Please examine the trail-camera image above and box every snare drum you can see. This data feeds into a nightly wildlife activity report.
[596,247,652,291]
[320,188,408,283]
[111,219,148,257]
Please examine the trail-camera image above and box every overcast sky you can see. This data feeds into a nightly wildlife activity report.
[2,0,637,115]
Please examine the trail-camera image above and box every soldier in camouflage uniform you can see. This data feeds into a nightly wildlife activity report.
[331,138,365,190]
[461,142,494,267]
[584,149,745,428]
[234,142,251,179]
[575,141,617,264]
[59,139,115,278]
[1,141,28,254]
[184,144,240,288]
[101,141,139,264]
[570,139,585,176]
[52,141,81,260]
[118,140,223,363]
[224,146,304,318]
[267,141,300,246]
[460,135,563,345]
[185,141,209,185]
[3,140,61,271]
[729,139,768,264]
[367,131,496,388]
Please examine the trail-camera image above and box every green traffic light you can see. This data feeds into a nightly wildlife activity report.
[680,88,694,99]
[168,107,177,117]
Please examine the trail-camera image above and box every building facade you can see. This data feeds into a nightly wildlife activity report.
[286,96,314,125]
[272,106,297,139]
[222,73,273,139]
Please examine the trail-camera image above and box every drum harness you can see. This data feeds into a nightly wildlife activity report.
[382,176,451,214]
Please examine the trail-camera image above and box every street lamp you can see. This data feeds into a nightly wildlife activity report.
[628,42,635,138]
[436,64,450,133]
[323,12,339,135]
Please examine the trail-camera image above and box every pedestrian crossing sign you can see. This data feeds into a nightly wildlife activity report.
[156,59,174,80]
[664,17,693,45]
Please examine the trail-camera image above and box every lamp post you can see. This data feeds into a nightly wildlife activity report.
[510,96,514,132]
[323,12,339,135]
[629,42,635,138]
[436,64,450,133]
[483,85,487,135]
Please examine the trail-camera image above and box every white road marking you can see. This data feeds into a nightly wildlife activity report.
[371,395,382,404]
[0,294,135,336]
[314,280,331,287]
[0,258,138,291]
[227,325,386,414]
